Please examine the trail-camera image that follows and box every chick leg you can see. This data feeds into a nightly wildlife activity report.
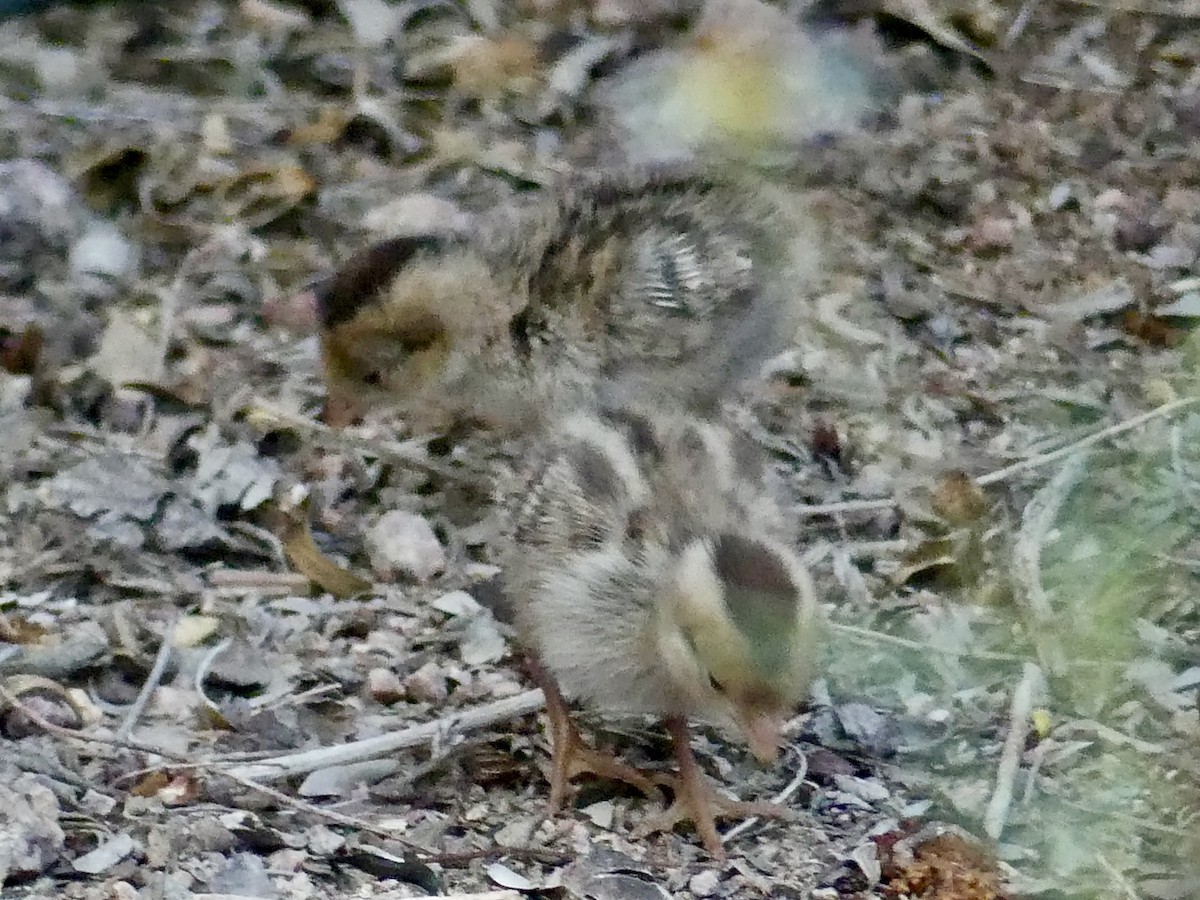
[636,716,793,860]
[525,656,661,810]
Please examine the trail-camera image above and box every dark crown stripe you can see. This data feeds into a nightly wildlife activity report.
[316,234,451,328]
[712,532,799,635]
[712,532,801,675]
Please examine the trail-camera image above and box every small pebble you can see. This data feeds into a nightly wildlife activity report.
[969,216,1014,251]
[364,510,445,581]
[689,870,721,897]
[403,661,449,704]
[70,221,138,278]
[581,800,614,829]
[367,667,405,705]
[494,817,537,848]
[431,589,482,617]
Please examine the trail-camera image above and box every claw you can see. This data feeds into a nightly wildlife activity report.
[634,716,794,859]
[526,655,662,810]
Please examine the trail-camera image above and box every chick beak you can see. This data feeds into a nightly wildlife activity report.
[737,708,785,764]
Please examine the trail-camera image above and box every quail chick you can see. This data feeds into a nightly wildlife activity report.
[493,402,820,858]
[309,167,820,428]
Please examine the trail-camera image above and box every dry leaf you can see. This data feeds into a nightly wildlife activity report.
[238,0,312,31]
[930,472,987,526]
[882,0,992,65]
[274,507,372,599]
[881,830,1007,899]
[217,164,316,228]
[0,325,44,376]
[89,310,160,387]
[890,535,961,588]
[1121,310,1187,348]
[284,107,353,147]
[172,615,221,648]
[0,614,49,645]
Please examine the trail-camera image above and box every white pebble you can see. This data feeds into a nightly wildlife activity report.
[365,510,445,581]
[689,869,721,897]
[70,222,138,279]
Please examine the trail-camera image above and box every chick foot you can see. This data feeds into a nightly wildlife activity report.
[634,716,794,859]
[526,655,662,811]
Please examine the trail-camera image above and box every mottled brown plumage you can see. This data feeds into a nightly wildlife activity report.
[492,401,821,858]
[313,167,820,428]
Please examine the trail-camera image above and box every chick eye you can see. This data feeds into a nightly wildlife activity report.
[363,370,383,386]
[707,673,725,693]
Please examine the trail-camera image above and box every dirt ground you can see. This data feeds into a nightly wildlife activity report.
[2,0,1200,897]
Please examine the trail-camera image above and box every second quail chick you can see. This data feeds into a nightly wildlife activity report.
[493,402,821,858]
[310,167,820,428]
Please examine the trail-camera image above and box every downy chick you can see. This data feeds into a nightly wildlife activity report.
[309,167,820,428]
[493,402,820,858]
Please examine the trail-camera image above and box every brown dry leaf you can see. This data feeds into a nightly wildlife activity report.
[452,35,541,99]
[0,615,49,645]
[129,771,172,798]
[130,770,201,805]
[930,472,987,526]
[273,507,372,599]
[238,0,312,32]
[217,164,316,228]
[284,107,354,147]
[882,831,1007,899]
[410,34,541,101]
[1121,310,1187,349]
[0,325,44,376]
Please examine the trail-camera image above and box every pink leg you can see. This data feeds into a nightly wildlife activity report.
[636,715,793,859]
[524,656,661,811]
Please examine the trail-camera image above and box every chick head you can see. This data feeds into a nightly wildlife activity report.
[315,234,504,426]
[655,531,818,763]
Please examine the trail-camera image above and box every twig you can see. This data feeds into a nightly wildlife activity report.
[828,622,1119,668]
[207,568,312,594]
[794,499,896,516]
[1001,0,1040,48]
[1057,719,1164,755]
[721,748,808,845]
[217,764,434,849]
[194,637,234,717]
[245,399,473,482]
[213,765,565,865]
[839,539,910,559]
[1094,852,1142,899]
[224,689,546,781]
[116,619,177,741]
[0,683,561,867]
[1011,455,1087,674]
[1169,423,1200,513]
[0,684,193,764]
[984,662,1041,841]
[788,398,1198,520]
[977,396,1200,487]
[1059,0,1200,17]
